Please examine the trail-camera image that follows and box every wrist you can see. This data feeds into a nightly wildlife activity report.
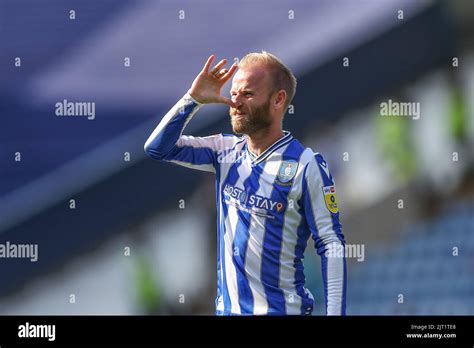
[187,90,204,105]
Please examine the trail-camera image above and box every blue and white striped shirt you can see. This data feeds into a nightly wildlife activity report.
[144,93,347,315]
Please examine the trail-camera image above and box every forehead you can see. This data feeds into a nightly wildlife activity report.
[231,64,270,90]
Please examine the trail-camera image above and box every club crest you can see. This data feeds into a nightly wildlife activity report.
[276,160,298,185]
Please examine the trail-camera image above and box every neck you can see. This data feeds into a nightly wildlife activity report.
[246,126,285,156]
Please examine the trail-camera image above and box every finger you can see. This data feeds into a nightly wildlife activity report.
[215,68,228,79]
[220,63,238,81]
[210,59,227,75]
[202,54,215,73]
[218,96,235,108]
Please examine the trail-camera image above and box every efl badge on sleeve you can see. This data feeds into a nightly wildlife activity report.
[276,160,298,186]
[322,185,338,214]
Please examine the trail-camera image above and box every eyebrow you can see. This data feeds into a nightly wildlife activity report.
[230,89,254,93]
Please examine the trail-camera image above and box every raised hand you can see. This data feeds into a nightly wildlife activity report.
[188,55,238,107]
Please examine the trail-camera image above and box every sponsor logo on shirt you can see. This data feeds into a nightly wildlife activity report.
[223,184,284,213]
[322,185,338,214]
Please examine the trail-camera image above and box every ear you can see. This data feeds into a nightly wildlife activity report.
[273,89,287,109]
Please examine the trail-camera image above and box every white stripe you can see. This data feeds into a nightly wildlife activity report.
[218,141,247,186]
[177,134,238,150]
[326,242,344,315]
[170,135,241,172]
[216,295,224,311]
[169,160,215,173]
[143,94,201,150]
[310,157,341,245]
[223,201,241,313]
[284,148,319,315]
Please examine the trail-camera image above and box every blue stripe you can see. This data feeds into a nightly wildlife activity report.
[232,156,266,314]
[218,137,246,163]
[293,208,314,315]
[261,140,304,314]
[314,153,334,186]
[215,310,240,316]
[215,165,223,313]
[219,150,246,313]
[164,145,215,166]
[320,253,329,315]
[219,202,232,313]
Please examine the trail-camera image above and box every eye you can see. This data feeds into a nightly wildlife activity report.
[245,92,252,97]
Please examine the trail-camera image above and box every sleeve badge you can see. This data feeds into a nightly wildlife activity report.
[322,185,339,214]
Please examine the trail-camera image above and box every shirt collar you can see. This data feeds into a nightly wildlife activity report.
[246,131,293,165]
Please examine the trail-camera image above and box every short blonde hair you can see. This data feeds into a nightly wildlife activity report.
[239,51,297,111]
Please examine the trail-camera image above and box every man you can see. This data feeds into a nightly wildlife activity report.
[144,51,346,315]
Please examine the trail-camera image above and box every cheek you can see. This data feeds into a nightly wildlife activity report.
[244,102,254,113]
[252,98,267,110]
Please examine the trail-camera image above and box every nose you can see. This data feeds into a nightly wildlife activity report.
[232,94,243,107]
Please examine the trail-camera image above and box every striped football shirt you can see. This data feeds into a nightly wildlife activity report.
[144,92,347,315]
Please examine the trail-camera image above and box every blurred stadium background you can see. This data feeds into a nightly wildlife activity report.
[0,0,473,315]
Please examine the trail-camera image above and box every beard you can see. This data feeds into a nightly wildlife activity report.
[229,99,273,136]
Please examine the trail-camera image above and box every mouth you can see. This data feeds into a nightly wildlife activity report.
[233,111,246,117]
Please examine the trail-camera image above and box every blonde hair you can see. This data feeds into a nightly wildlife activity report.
[239,51,297,111]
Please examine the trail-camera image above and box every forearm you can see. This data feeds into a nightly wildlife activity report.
[321,240,347,315]
[144,93,203,160]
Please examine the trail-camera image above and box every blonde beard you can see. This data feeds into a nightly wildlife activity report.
[229,100,272,135]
